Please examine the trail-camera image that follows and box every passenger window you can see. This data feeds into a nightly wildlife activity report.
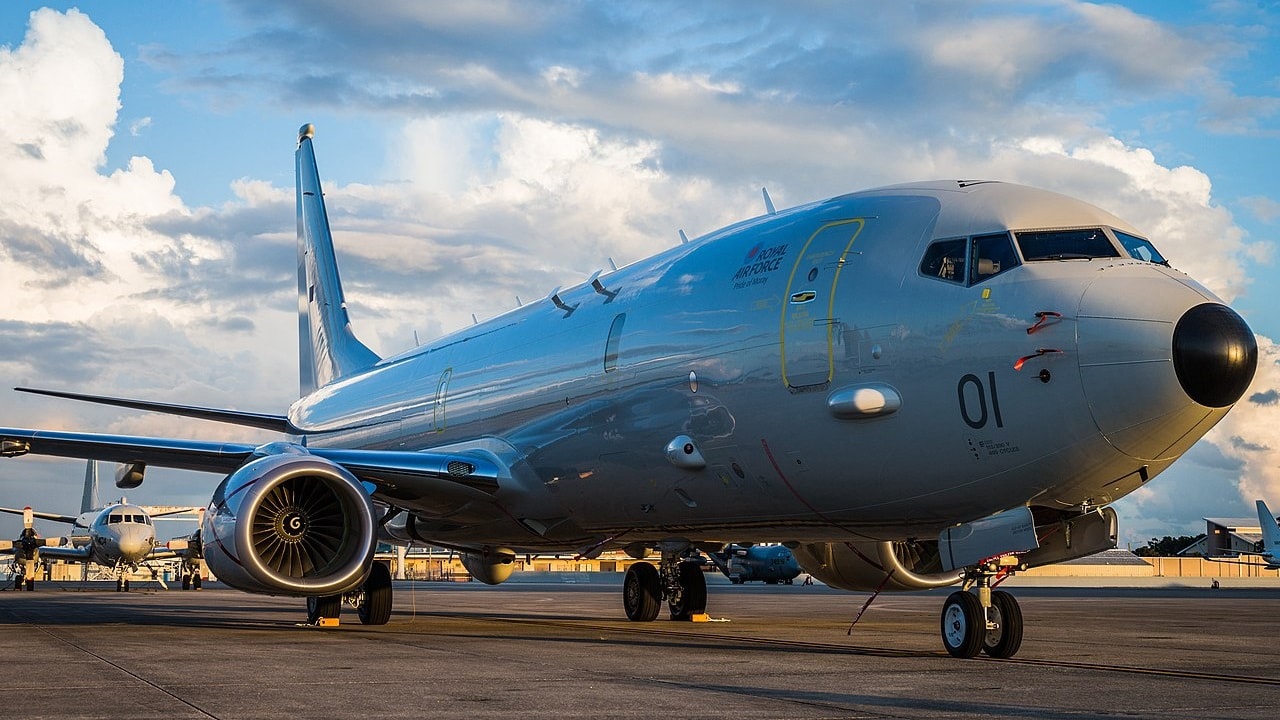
[1016,228,1119,261]
[1114,230,1168,265]
[919,239,967,284]
[970,233,1020,283]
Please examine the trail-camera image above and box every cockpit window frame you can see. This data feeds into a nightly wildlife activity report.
[918,238,968,286]
[918,232,1020,287]
[1015,227,1121,262]
[1112,229,1168,266]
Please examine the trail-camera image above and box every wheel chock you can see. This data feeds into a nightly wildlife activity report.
[318,617,340,627]
[690,613,710,622]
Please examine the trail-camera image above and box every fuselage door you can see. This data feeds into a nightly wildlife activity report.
[781,219,865,389]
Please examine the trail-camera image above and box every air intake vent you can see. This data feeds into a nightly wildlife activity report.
[447,461,474,477]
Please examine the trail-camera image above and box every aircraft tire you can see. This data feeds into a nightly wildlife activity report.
[981,590,1023,658]
[668,562,708,621]
[193,574,201,590]
[181,575,191,590]
[25,578,34,591]
[623,562,661,622]
[307,594,342,624]
[358,562,393,625]
[940,590,983,658]
[14,576,21,591]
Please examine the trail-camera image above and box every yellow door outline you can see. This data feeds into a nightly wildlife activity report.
[780,219,866,388]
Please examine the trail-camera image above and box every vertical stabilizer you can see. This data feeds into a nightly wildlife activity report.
[296,124,381,396]
[1257,500,1280,553]
[80,460,98,514]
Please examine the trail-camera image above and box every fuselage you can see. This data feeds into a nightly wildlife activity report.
[288,181,1254,549]
[70,503,158,567]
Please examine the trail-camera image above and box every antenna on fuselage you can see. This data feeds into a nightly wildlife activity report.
[608,257,618,271]
[678,229,689,244]
[762,187,776,215]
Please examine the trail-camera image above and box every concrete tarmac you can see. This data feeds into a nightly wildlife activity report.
[2,578,1279,719]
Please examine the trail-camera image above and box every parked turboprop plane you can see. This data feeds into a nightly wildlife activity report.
[708,544,802,584]
[0,507,56,590]
[0,125,1257,657]
[0,461,201,591]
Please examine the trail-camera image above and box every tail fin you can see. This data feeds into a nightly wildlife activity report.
[80,460,98,514]
[295,124,381,396]
[1257,500,1280,553]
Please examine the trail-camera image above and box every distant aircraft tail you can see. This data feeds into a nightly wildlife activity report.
[295,124,381,396]
[80,460,98,514]
[1257,500,1280,554]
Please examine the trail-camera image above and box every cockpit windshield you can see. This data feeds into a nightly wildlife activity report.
[1015,228,1119,261]
[1114,230,1168,265]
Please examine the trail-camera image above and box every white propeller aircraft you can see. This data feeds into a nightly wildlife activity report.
[0,125,1257,658]
[0,461,201,591]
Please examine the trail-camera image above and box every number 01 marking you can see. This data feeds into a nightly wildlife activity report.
[957,372,1004,430]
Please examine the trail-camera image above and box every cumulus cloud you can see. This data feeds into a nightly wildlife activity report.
[2,3,1278,541]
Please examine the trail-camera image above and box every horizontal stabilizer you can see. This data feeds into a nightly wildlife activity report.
[0,505,77,524]
[142,506,205,519]
[16,387,296,433]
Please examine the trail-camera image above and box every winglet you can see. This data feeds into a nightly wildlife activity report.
[296,124,382,395]
[762,187,776,215]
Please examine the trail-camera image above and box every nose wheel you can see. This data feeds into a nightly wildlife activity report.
[940,558,1024,658]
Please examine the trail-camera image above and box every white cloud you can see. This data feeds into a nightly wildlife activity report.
[3,3,1278,542]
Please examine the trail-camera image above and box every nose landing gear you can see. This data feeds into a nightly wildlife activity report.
[940,556,1024,658]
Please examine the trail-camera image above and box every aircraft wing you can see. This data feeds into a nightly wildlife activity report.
[36,544,92,562]
[0,426,503,504]
[0,505,77,524]
[0,427,256,474]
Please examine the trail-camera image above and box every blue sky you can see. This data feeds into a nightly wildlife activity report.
[0,1,1278,546]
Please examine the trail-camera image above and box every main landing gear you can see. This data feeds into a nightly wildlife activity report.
[623,548,707,622]
[940,556,1024,659]
[305,562,393,626]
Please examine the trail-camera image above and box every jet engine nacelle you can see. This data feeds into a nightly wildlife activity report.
[201,453,376,597]
[791,540,963,591]
[460,547,516,585]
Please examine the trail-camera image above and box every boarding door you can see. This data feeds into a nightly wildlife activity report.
[780,219,865,389]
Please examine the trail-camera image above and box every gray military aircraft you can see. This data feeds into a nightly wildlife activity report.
[0,461,201,591]
[0,125,1257,657]
[708,544,802,584]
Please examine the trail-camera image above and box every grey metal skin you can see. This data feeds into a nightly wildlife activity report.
[0,129,1258,586]
[291,173,1252,551]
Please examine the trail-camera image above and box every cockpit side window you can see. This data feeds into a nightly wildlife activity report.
[1016,228,1120,261]
[970,233,1020,284]
[108,514,121,524]
[919,239,967,284]
[1114,230,1168,265]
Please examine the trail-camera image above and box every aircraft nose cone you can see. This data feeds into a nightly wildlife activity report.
[1172,303,1257,408]
[117,532,152,560]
